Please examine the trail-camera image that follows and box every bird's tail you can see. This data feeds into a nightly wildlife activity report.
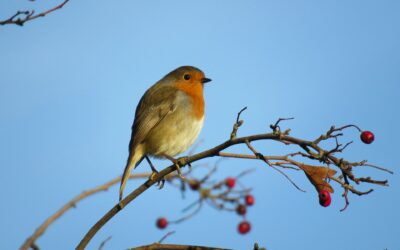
[119,144,144,201]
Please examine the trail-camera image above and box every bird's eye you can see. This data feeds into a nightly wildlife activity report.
[183,74,191,80]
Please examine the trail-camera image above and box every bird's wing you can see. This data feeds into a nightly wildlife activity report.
[128,84,178,151]
[120,84,178,201]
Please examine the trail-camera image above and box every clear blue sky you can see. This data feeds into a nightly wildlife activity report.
[1,1,399,249]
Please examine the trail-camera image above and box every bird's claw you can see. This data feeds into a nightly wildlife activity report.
[175,163,185,180]
[150,170,165,189]
[163,154,186,181]
[157,179,165,189]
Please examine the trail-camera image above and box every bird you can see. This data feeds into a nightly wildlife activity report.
[119,66,211,201]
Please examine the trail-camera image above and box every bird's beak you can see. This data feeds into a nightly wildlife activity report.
[201,77,212,84]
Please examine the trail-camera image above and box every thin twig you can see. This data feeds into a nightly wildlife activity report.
[20,173,151,250]
[270,117,294,133]
[363,163,394,174]
[0,0,70,26]
[244,140,306,192]
[230,107,247,140]
[171,202,203,224]
[158,231,176,244]
[129,243,231,250]
[98,236,112,250]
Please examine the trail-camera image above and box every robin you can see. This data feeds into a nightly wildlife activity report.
[119,66,211,201]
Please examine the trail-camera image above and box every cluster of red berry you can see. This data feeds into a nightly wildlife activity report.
[317,130,375,208]
[156,130,375,233]
[155,176,255,235]
[225,177,254,235]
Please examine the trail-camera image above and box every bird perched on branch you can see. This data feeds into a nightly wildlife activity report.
[119,66,211,201]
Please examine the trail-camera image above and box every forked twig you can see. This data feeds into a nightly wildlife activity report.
[0,0,70,26]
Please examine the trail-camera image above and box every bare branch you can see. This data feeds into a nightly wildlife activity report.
[230,106,247,140]
[0,0,70,26]
[72,133,318,247]
[20,173,151,250]
[362,163,394,174]
[270,117,294,134]
[39,110,388,249]
[129,243,231,250]
[76,121,391,248]
[244,140,306,192]
[158,231,176,244]
[98,236,112,250]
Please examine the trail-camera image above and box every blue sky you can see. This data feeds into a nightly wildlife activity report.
[1,1,399,249]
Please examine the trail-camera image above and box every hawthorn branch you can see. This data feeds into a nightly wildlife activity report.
[129,244,231,250]
[158,231,176,244]
[313,124,361,144]
[270,117,294,134]
[76,116,391,249]
[181,168,253,214]
[76,133,289,249]
[230,107,247,139]
[0,0,70,26]
[171,201,203,224]
[98,236,112,250]
[20,173,151,250]
[218,151,383,209]
[244,140,306,192]
[22,160,247,250]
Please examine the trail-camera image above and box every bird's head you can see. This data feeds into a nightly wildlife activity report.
[163,66,211,88]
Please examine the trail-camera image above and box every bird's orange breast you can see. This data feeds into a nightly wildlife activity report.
[173,82,205,119]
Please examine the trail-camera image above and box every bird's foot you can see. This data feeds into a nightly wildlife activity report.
[163,154,186,180]
[174,163,185,180]
[146,156,165,189]
[150,170,165,189]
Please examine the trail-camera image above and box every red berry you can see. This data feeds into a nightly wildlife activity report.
[156,217,168,229]
[360,131,375,144]
[189,179,201,190]
[225,177,236,189]
[319,190,331,207]
[238,221,251,234]
[245,194,255,206]
[236,204,247,215]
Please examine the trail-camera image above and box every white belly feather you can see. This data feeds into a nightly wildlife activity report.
[153,117,204,156]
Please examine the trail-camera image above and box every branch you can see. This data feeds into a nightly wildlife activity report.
[0,0,70,26]
[20,173,151,250]
[22,160,248,250]
[129,243,231,250]
[230,106,247,139]
[76,119,391,249]
[244,140,306,192]
[98,236,112,250]
[158,231,176,244]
